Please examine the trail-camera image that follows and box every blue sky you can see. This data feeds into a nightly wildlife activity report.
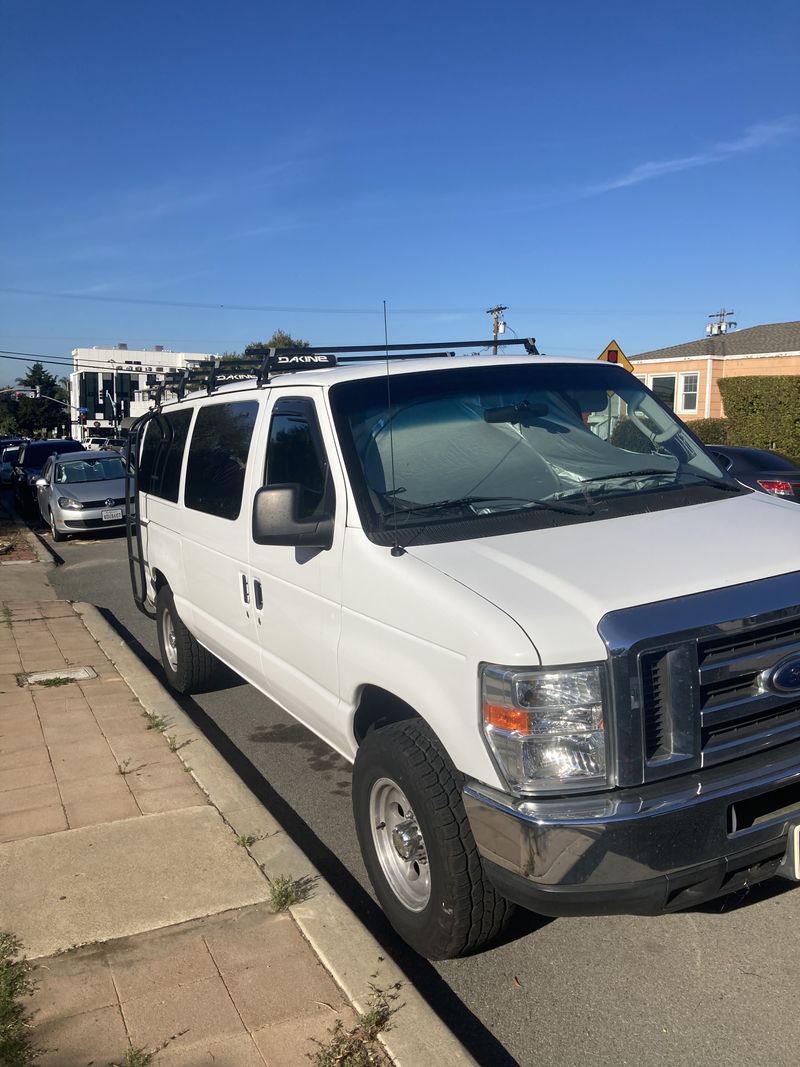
[1,0,798,384]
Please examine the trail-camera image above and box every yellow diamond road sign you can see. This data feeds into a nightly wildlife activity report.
[597,340,633,372]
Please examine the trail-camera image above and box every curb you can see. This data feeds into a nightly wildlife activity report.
[74,602,477,1067]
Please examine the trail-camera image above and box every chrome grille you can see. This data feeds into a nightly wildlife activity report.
[696,617,800,766]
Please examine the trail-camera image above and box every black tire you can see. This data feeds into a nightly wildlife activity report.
[352,718,514,959]
[156,584,219,694]
[49,510,66,543]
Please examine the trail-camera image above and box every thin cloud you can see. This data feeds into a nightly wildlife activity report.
[589,117,798,194]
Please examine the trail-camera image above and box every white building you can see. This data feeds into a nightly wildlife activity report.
[69,344,214,439]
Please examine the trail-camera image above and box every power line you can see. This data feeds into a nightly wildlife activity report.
[0,348,196,377]
[0,285,706,317]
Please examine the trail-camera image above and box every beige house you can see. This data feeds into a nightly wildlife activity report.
[631,320,800,420]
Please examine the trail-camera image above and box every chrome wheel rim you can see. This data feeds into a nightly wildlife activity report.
[161,607,179,672]
[369,777,430,912]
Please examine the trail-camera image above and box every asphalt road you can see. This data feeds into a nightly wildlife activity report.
[27,511,800,1067]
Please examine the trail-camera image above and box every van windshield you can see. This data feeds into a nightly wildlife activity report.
[330,361,740,544]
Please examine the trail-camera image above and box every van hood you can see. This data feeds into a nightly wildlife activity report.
[408,493,800,665]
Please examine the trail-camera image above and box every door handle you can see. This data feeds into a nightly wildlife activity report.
[241,574,250,604]
[253,578,263,611]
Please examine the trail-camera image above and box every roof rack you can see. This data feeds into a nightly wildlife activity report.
[147,337,539,407]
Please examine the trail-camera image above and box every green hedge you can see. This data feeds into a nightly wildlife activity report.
[718,376,800,456]
[688,417,730,444]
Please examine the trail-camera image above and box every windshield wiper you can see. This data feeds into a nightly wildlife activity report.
[577,468,677,484]
[674,472,741,493]
[379,494,594,520]
[573,468,740,493]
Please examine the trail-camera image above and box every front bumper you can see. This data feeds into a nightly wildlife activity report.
[464,738,800,916]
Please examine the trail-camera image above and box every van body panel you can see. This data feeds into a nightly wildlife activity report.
[409,491,800,665]
[338,530,537,785]
[247,388,346,737]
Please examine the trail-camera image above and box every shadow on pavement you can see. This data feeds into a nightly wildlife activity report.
[96,608,522,1067]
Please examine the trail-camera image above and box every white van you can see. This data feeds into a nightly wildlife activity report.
[128,341,800,959]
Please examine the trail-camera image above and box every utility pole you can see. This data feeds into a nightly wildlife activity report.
[486,305,508,355]
[706,307,737,336]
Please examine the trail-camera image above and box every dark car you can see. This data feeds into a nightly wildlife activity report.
[12,439,86,516]
[708,445,800,502]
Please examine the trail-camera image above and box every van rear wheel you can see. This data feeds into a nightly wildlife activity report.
[156,585,218,694]
[352,718,514,959]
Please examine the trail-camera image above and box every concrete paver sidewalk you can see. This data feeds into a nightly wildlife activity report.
[0,596,364,1066]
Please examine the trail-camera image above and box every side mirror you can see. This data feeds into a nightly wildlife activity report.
[252,484,334,549]
[35,477,48,488]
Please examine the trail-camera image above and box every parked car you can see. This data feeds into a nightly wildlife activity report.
[708,445,800,501]
[127,341,800,959]
[84,436,116,450]
[35,450,132,542]
[0,440,27,486]
[12,439,85,516]
[104,437,128,453]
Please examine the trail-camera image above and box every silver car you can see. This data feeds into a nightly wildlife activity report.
[35,450,132,542]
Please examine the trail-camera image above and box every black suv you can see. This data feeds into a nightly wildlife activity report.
[13,439,85,517]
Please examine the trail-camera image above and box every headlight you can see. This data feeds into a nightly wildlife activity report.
[481,664,607,794]
[57,496,84,510]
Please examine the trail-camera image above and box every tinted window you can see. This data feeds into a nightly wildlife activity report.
[724,448,796,472]
[185,401,259,519]
[265,401,329,520]
[139,409,193,502]
[22,441,84,467]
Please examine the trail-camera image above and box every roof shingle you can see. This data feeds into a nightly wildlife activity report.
[632,320,800,361]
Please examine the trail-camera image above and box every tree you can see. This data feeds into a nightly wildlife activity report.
[244,329,310,353]
[14,362,65,436]
[16,361,59,397]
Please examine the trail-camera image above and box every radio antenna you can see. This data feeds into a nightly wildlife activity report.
[384,301,404,557]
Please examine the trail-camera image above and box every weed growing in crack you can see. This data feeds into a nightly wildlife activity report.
[143,710,168,731]
[0,931,41,1066]
[308,984,400,1066]
[269,874,300,911]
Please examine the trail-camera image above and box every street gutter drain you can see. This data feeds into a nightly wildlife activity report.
[21,666,98,686]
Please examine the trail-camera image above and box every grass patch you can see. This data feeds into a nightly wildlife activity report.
[113,1047,153,1067]
[2,606,12,628]
[35,676,71,688]
[0,931,41,1067]
[309,985,399,1066]
[143,710,169,732]
[236,834,258,848]
[117,758,132,775]
[269,874,300,911]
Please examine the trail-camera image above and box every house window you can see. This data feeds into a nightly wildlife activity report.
[679,372,699,413]
[650,374,676,410]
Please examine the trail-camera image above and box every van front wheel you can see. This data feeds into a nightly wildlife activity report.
[156,585,218,694]
[352,719,513,959]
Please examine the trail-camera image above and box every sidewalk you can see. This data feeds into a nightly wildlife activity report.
[0,517,476,1066]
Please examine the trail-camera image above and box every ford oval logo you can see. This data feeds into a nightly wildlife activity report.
[762,655,800,695]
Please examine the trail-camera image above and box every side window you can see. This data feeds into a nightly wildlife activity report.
[41,458,53,481]
[138,409,193,502]
[264,398,330,520]
[185,401,259,520]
